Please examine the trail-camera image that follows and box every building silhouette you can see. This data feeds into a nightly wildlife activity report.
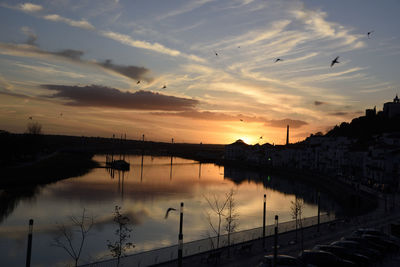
[383,94,400,118]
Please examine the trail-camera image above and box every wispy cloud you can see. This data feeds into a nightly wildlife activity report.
[291,6,364,49]
[153,110,308,128]
[43,14,95,30]
[18,3,43,13]
[157,0,213,21]
[100,30,204,62]
[42,84,199,111]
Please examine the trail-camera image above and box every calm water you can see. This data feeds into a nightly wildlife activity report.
[0,155,335,266]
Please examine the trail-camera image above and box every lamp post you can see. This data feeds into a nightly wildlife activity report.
[263,194,266,248]
[273,215,278,267]
[317,191,320,232]
[26,219,33,267]
[178,202,184,267]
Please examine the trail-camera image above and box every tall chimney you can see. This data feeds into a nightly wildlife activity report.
[286,125,289,145]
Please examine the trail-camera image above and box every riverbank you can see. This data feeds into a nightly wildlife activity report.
[1,152,98,188]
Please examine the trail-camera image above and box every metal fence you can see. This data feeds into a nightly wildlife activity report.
[81,213,335,267]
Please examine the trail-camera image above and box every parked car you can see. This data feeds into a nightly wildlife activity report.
[361,234,399,252]
[352,228,400,244]
[343,236,386,254]
[257,254,303,267]
[298,250,355,267]
[312,245,370,267]
[330,240,381,260]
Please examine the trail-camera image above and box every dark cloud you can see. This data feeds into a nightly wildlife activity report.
[265,118,308,128]
[21,27,37,45]
[54,49,84,60]
[314,101,326,106]
[328,111,363,117]
[42,84,198,111]
[100,59,151,82]
[330,112,348,116]
[0,42,153,82]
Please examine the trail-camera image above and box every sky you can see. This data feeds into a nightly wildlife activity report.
[0,0,399,145]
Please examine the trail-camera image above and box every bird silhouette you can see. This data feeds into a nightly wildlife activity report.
[330,56,340,67]
[28,116,32,120]
[162,85,167,89]
[165,207,177,219]
[137,80,141,84]
[260,136,263,139]
[214,50,218,56]
[274,58,283,63]
[240,119,243,122]
[367,31,374,39]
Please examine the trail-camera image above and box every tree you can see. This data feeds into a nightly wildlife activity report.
[290,197,304,251]
[224,189,239,256]
[52,209,94,267]
[26,122,42,135]
[204,193,229,249]
[204,189,239,250]
[107,206,134,267]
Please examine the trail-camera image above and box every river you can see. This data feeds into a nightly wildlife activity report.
[0,155,337,266]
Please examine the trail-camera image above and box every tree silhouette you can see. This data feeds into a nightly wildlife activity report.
[52,209,94,267]
[107,206,134,267]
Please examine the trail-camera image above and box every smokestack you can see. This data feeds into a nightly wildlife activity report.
[286,125,289,145]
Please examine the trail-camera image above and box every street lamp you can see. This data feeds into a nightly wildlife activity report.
[274,215,278,267]
[164,203,184,267]
[178,203,184,267]
[26,219,33,267]
[263,194,266,248]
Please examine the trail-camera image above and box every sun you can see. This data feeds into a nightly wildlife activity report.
[239,136,252,145]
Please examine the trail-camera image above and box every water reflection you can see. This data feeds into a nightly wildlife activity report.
[223,165,339,214]
[0,155,334,267]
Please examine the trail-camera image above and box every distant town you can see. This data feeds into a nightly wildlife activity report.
[225,95,400,192]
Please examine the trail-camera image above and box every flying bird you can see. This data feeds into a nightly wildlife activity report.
[330,56,340,67]
[165,207,177,219]
[240,119,243,122]
[367,31,374,38]
[162,85,167,89]
[28,116,32,120]
[137,80,141,84]
[214,50,218,56]
[260,136,263,139]
[274,58,283,63]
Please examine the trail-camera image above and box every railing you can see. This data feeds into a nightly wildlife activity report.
[81,213,335,267]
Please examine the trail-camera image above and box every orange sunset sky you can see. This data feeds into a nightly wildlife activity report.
[1,0,400,144]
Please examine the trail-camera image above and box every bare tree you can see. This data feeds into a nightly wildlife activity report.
[204,193,229,249]
[107,205,134,267]
[224,189,239,256]
[290,198,304,250]
[26,122,42,135]
[52,209,94,267]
